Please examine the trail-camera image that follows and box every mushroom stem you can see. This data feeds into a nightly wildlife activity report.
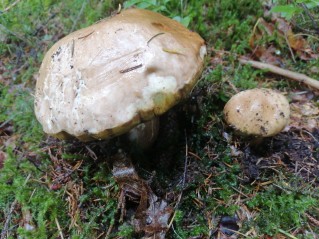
[124,117,160,150]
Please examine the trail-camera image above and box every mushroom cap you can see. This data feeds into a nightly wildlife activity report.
[34,9,206,141]
[223,88,290,137]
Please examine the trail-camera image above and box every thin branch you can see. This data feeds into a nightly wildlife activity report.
[0,24,29,43]
[239,58,319,90]
[300,3,319,34]
[55,217,64,239]
[0,200,17,239]
[70,0,87,32]
[182,130,188,188]
[167,131,189,232]
[1,0,22,13]
[147,32,165,46]
[284,32,296,63]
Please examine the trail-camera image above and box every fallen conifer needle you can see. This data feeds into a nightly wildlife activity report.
[239,58,319,90]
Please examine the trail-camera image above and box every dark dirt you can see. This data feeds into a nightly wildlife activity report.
[241,128,319,184]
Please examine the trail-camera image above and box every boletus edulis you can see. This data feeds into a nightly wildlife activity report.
[223,88,290,140]
[34,8,206,238]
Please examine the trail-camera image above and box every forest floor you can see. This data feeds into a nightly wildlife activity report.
[0,0,319,238]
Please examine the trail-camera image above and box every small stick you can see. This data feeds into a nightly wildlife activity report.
[182,131,188,188]
[284,33,296,63]
[239,58,319,90]
[55,217,64,239]
[305,212,319,227]
[70,0,87,32]
[0,200,17,239]
[78,31,94,40]
[2,0,22,13]
[277,228,299,239]
[162,48,184,55]
[119,64,142,73]
[147,32,165,46]
[167,131,189,232]
[117,3,122,14]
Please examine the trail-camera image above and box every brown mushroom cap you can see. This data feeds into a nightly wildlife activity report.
[223,88,290,137]
[34,9,206,141]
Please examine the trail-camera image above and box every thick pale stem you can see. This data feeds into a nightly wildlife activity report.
[125,117,160,150]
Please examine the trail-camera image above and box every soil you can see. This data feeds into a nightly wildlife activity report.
[241,128,319,184]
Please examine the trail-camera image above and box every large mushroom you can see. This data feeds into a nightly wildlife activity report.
[34,8,206,237]
[35,8,206,142]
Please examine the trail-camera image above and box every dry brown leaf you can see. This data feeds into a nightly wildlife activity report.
[258,45,283,66]
[250,18,275,49]
[112,151,173,238]
[141,199,173,239]
[249,17,319,62]
[275,234,287,239]
[66,180,83,230]
[289,101,319,131]
[249,18,283,64]
[210,48,227,67]
[0,151,6,169]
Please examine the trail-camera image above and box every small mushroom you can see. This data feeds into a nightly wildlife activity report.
[34,9,206,237]
[223,88,290,138]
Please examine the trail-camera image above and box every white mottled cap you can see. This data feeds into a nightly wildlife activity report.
[35,9,206,141]
[223,88,290,137]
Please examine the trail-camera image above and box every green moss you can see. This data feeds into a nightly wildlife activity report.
[0,85,43,146]
[246,183,318,235]
[0,149,68,239]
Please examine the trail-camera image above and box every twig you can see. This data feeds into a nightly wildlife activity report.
[305,212,319,227]
[0,24,29,43]
[167,131,189,232]
[105,222,114,238]
[0,119,12,129]
[284,32,296,63]
[239,58,319,90]
[300,3,319,34]
[277,228,299,239]
[162,48,184,55]
[32,13,57,36]
[0,200,17,239]
[55,217,64,239]
[117,3,122,14]
[78,31,94,40]
[171,131,189,209]
[147,32,165,46]
[1,0,22,13]
[182,130,188,188]
[223,228,249,238]
[294,33,319,42]
[119,64,143,74]
[70,0,87,32]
